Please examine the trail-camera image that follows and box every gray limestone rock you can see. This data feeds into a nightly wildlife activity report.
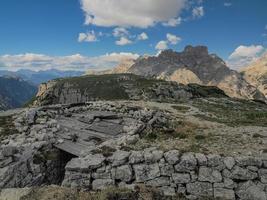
[112,165,133,182]
[172,173,191,184]
[133,163,160,182]
[174,153,197,172]
[198,167,222,183]
[164,150,180,165]
[186,182,213,197]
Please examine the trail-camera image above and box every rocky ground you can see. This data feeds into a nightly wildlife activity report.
[0,98,267,200]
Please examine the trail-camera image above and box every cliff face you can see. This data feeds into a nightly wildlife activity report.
[33,74,227,106]
[128,46,266,101]
[241,53,267,98]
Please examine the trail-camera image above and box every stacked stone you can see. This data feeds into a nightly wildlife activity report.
[62,149,267,200]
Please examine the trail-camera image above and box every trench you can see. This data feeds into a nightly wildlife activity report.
[33,148,77,185]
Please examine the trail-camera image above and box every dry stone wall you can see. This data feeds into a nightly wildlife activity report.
[62,149,267,200]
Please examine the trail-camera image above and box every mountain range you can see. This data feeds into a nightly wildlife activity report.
[87,46,267,102]
[0,76,37,110]
[0,69,84,85]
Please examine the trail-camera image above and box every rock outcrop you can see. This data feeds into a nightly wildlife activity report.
[33,74,227,106]
[128,46,266,102]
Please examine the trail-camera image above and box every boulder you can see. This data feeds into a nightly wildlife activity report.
[112,165,133,182]
[92,179,115,190]
[214,188,235,200]
[186,182,213,197]
[172,173,191,184]
[164,150,180,165]
[108,151,130,167]
[129,151,144,164]
[133,163,160,182]
[236,181,266,200]
[174,153,197,172]
[198,167,222,183]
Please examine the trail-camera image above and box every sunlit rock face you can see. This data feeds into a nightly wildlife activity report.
[128,46,266,102]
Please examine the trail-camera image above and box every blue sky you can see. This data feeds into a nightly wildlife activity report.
[0,0,266,71]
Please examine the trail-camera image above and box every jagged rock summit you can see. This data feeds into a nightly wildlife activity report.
[128,46,266,102]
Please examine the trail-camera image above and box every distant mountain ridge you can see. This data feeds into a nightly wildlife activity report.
[0,76,37,110]
[0,69,84,85]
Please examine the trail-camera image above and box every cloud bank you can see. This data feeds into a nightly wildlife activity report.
[227,45,265,70]
[0,52,139,72]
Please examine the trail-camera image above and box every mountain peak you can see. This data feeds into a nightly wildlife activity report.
[184,45,209,56]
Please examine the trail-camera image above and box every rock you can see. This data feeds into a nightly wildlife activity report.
[258,169,267,183]
[230,166,258,180]
[174,153,197,172]
[159,161,174,176]
[65,154,105,172]
[133,163,160,182]
[195,153,207,166]
[198,167,222,183]
[160,186,176,196]
[207,154,225,171]
[0,188,31,200]
[236,181,266,200]
[25,109,38,124]
[224,157,235,170]
[214,188,235,200]
[92,179,115,190]
[108,151,130,167]
[129,151,144,164]
[164,150,180,165]
[186,182,213,197]
[214,178,236,189]
[236,156,262,167]
[146,176,170,187]
[172,173,191,184]
[2,146,18,157]
[144,149,163,163]
[112,165,133,182]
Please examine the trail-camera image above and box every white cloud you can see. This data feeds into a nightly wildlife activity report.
[155,41,168,51]
[224,2,232,7]
[138,32,149,41]
[166,33,181,45]
[80,0,188,28]
[162,17,182,27]
[113,27,129,37]
[0,52,139,71]
[78,31,97,42]
[115,37,133,46]
[192,6,204,19]
[227,45,265,69]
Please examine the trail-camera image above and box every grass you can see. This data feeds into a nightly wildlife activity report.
[20,185,192,200]
[193,98,267,127]
[0,115,18,139]
[171,105,191,113]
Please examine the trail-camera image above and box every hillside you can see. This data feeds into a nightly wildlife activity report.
[33,73,227,106]
[241,52,267,98]
[0,76,37,110]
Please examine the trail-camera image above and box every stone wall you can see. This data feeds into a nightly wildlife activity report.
[62,149,267,200]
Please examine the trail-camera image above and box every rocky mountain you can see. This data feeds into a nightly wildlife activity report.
[33,74,227,106]
[127,46,265,102]
[0,69,84,85]
[241,52,267,98]
[85,58,135,75]
[0,76,37,110]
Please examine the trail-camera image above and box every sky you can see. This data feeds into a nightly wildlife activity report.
[0,0,266,71]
